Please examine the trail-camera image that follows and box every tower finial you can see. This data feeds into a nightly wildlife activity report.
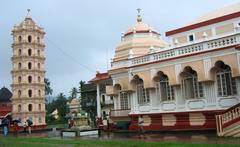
[26,9,31,19]
[136,8,142,22]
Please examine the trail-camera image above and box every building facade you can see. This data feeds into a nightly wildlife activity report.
[89,72,114,129]
[11,11,46,126]
[106,4,240,132]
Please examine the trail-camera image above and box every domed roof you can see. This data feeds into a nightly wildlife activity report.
[187,3,240,26]
[124,13,159,36]
[0,87,12,102]
[112,11,166,62]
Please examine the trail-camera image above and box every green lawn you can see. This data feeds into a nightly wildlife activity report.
[0,137,239,147]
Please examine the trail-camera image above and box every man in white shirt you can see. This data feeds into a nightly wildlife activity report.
[138,115,144,134]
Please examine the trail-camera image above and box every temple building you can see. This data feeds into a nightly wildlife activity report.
[0,87,12,118]
[105,4,240,136]
[11,10,46,127]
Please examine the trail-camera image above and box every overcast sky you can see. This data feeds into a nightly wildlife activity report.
[0,0,239,96]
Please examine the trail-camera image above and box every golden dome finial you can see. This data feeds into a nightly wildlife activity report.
[136,8,142,22]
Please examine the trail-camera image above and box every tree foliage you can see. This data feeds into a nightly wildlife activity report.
[46,93,69,124]
[44,78,53,95]
[79,81,97,125]
[69,87,78,102]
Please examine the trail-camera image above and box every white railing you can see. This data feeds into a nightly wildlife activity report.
[131,34,239,66]
[111,32,240,69]
[111,59,130,69]
[110,109,131,117]
[216,103,240,136]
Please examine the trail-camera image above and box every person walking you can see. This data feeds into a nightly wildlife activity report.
[13,121,18,135]
[26,119,33,134]
[23,121,27,133]
[68,119,71,129]
[2,118,9,136]
[138,115,144,134]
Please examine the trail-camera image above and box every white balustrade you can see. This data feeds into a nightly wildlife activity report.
[111,33,240,69]
[110,109,131,117]
[216,104,240,136]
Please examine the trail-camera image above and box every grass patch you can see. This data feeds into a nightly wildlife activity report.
[46,124,67,129]
[0,136,239,147]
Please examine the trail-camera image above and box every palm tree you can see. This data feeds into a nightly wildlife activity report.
[69,87,78,101]
[44,78,53,95]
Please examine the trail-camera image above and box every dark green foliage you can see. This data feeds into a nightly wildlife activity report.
[68,87,78,102]
[79,81,97,125]
[46,93,69,124]
[44,78,53,95]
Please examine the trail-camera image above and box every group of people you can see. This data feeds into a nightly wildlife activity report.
[0,117,33,136]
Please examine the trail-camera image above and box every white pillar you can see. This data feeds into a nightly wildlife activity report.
[96,83,101,118]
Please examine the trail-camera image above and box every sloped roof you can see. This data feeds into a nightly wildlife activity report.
[89,72,111,83]
[166,3,240,36]
[0,87,12,102]
[187,3,240,26]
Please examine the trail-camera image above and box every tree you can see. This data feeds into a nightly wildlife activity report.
[69,87,78,101]
[46,93,69,124]
[79,81,97,126]
[44,78,53,95]
[55,93,69,121]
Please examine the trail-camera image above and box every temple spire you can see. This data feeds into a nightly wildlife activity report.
[136,8,142,22]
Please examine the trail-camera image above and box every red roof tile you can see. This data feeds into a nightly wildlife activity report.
[89,72,111,83]
[0,106,12,117]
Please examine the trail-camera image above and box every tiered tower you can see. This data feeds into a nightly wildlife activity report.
[11,10,46,126]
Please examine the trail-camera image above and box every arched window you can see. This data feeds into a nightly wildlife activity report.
[155,72,174,101]
[28,35,32,43]
[38,90,41,96]
[39,104,41,111]
[37,37,40,43]
[28,104,32,112]
[18,104,21,112]
[37,50,40,56]
[120,92,129,109]
[18,76,22,83]
[28,62,32,70]
[18,90,21,98]
[18,49,22,56]
[38,63,40,70]
[28,76,32,83]
[18,62,22,70]
[38,76,41,83]
[28,49,32,56]
[28,89,32,98]
[18,36,22,42]
[132,75,150,104]
[215,61,237,96]
[181,67,203,99]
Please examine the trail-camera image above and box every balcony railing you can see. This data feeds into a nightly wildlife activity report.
[110,109,131,118]
[111,32,240,70]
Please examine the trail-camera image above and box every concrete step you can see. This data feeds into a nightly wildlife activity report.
[223,121,240,137]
